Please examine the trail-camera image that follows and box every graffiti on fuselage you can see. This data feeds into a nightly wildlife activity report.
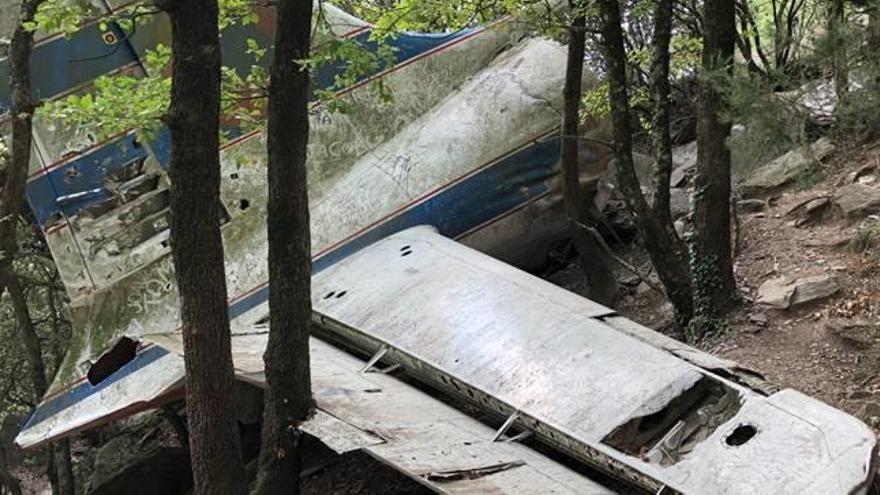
[2,4,586,396]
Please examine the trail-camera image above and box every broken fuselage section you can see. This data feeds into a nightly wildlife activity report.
[5,2,877,493]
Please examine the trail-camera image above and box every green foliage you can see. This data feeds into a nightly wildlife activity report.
[38,45,172,143]
[218,0,259,29]
[687,249,728,340]
[357,0,517,35]
[305,38,397,112]
[580,81,650,125]
[24,0,96,35]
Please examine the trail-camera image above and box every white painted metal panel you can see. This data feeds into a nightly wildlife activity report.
[309,226,877,494]
[147,331,614,494]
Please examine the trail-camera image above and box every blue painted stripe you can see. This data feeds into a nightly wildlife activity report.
[23,28,473,227]
[23,132,560,432]
[20,344,171,432]
[0,22,138,111]
[227,133,560,319]
[25,133,148,226]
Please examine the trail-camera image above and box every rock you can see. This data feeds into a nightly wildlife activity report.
[851,163,878,184]
[756,277,796,308]
[833,183,880,218]
[671,141,697,187]
[861,402,880,428]
[669,187,691,220]
[826,318,878,347]
[674,219,687,238]
[673,141,698,171]
[786,195,832,226]
[670,164,691,188]
[741,138,836,197]
[737,199,767,213]
[790,275,840,306]
[756,275,839,309]
[748,312,769,326]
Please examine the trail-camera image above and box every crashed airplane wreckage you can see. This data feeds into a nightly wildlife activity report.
[1,2,877,493]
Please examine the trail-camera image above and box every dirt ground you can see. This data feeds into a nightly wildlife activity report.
[552,139,880,428]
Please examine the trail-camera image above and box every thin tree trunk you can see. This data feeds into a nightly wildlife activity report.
[829,0,847,104]
[1,273,63,493]
[561,1,618,307]
[596,0,694,327]
[870,1,880,48]
[0,441,22,495]
[650,0,684,239]
[1,0,44,300]
[161,0,247,492]
[54,439,75,495]
[252,1,315,493]
[692,0,737,337]
[5,276,47,400]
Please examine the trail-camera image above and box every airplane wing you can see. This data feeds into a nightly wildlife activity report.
[301,225,877,494]
[144,330,615,494]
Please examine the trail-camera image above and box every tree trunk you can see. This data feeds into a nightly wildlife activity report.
[54,439,75,495]
[650,0,685,239]
[692,0,737,337]
[596,0,694,327]
[0,441,22,495]
[1,273,63,493]
[561,1,618,307]
[870,1,880,48]
[828,0,847,105]
[252,1,315,493]
[1,0,44,300]
[162,0,247,492]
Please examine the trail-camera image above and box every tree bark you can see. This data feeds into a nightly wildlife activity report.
[828,0,847,104]
[692,0,737,337]
[0,440,22,495]
[596,0,694,327]
[252,1,315,493]
[54,439,75,495]
[561,1,618,307]
[870,1,880,48]
[162,0,247,492]
[1,0,44,301]
[650,0,682,236]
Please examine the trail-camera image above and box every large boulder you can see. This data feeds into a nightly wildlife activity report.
[834,183,880,219]
[741,138,836,197]
[756,275,839,309]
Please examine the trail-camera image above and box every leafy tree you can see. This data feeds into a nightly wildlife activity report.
[594,0,696,327]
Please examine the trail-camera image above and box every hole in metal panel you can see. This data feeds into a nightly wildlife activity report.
[87,337,139,386]
[335,290,347,299]
[725,424,757,446]
[239,199,250,210]
[323,291,336,300]
[602,377,741,466]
